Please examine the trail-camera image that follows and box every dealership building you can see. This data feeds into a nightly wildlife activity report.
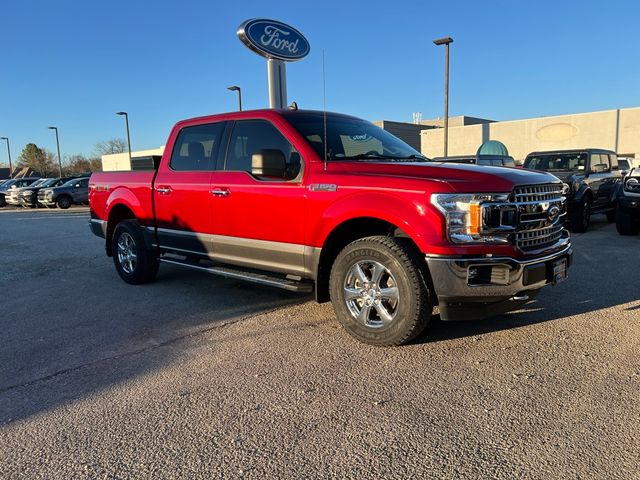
[102,106,640,170]
[419,106,640,162]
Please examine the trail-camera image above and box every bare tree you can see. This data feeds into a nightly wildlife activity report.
[95,138,127,156]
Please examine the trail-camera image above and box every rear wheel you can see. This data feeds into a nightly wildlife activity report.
[112,220,159,284]
[56,195,72,209]
[570,198,591,233]
[616,206,639,236]
[329,236,432,346]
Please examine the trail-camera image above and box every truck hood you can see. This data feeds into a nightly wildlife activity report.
[328,161,560,193]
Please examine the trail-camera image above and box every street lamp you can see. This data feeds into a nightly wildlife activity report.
[227,85,242,111]
[48,126,63,177]
[116,112,132,162]
[433,36,453,157]
[0,137,12,178]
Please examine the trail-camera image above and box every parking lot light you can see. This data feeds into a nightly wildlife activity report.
[116,112,132,162]
[0,137,12,178]
[47,127,63,177]
[433,36,453,157]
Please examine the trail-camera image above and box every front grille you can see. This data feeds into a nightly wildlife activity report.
[513,183,563,203]
[512,183,566,251]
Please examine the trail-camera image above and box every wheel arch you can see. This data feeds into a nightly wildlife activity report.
[106,204,137,256]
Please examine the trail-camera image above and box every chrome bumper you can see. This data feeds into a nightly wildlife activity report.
[426,242,573,321]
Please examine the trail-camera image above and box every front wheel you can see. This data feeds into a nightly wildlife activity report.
[329,236,433,346]
[112,220,159,284]
[570,198,591,233]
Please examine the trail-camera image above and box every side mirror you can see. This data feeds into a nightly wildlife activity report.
[251,149,286,178]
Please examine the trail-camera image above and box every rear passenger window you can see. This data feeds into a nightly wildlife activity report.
[170,123,225,171]
[609,154,618,170]
[226,120,302,181]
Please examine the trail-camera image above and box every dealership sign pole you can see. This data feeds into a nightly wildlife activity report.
[237,19,310,109]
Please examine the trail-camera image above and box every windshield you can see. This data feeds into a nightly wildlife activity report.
[282,112,428,162]
[37,178,58,187]
[524,153,587,172]
[29,179,48,187]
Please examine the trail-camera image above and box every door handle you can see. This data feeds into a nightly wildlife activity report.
[210,188,230,197]
[156,186,172,195]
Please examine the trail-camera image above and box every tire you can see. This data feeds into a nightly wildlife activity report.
[616,206,639,236]
[570,198,591,233]
[111,219,159,284]
[56,195,72,209]
[606,209,616,223]
[329,236,433,346]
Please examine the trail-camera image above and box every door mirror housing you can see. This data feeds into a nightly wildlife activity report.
[251,149,286,178]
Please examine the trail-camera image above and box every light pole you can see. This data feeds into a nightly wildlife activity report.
[0,137,12,178]
[116,112,132,162]
[227,85,242,111]
[48,126,63,176]
[433,36,453,157]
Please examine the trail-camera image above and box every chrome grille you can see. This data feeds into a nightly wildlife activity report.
[513,183,563,203]
[512,183,566,251]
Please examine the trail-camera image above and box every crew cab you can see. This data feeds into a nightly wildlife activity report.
[523,149,621,232]
[616,167,640,235]
[89,109,573,346]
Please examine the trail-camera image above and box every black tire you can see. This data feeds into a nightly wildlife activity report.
[329,236,433,346]
[606,208,616,223]
[616,206,639,236]
[56,195,72,209]
[111,219,159,284]
[570,198,591,233]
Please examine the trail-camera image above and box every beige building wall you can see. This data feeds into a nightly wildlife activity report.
[421,107,640,162]
[102,147,165,171]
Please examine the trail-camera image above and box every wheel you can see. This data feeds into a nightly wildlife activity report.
[329,236,433,346]
[570,198,591,233]
[616,206,639,236]
[606,208,616,223]
[56,195,72,209]
[111,219,159,284]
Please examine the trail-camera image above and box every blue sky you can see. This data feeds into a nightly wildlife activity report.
[1,0,638,160]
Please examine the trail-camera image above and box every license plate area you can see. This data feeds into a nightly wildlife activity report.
[548,258,568,284]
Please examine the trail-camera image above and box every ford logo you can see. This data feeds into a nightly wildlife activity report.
[237,19,310,62]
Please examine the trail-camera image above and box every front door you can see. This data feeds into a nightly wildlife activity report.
[208,119,307,276]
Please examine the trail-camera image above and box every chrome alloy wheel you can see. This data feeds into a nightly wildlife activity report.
[117,232,138,274]
[343,260,400,328]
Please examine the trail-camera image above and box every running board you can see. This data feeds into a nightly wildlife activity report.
[159,257,313,293]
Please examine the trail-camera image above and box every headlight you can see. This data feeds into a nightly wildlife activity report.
[431,193,511,244]
[625,177,640,192]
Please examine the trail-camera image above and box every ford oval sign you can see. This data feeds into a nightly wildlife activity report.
[237,19,310,62]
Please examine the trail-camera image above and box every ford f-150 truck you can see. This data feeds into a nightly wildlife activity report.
[89,109,572,346]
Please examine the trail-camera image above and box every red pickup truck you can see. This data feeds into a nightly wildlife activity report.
[89,109,572,345]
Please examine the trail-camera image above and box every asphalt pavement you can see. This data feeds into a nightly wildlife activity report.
[0,207,638,479]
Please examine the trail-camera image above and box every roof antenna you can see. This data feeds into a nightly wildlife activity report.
[322,49,328,171]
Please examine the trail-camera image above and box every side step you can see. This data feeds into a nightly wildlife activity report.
[159,257,314,293]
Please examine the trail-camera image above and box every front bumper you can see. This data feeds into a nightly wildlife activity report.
[618,194,640,212]
[426,242,573,321]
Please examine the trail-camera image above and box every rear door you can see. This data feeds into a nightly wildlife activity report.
[588,153,610,209]
[153,121,226,255]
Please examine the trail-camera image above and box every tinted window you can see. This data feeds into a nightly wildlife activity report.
[170,122,225,171]
[609,154,618,170]
[226,120,301,181]
[619,159,629,170]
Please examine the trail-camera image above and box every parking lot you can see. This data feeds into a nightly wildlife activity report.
[0,207,638,479]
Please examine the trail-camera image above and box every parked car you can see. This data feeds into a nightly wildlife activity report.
[6,178,51,207]
[38,177,90,209]
[618,157,637,178]
[18,176,80,208]
[432,154,516,168]
[616,167,640,235]
[523,149,622,232]
[0,177,41,207]
[89,108,572,346]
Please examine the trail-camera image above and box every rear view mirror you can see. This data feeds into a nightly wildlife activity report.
[251,149,286,178]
